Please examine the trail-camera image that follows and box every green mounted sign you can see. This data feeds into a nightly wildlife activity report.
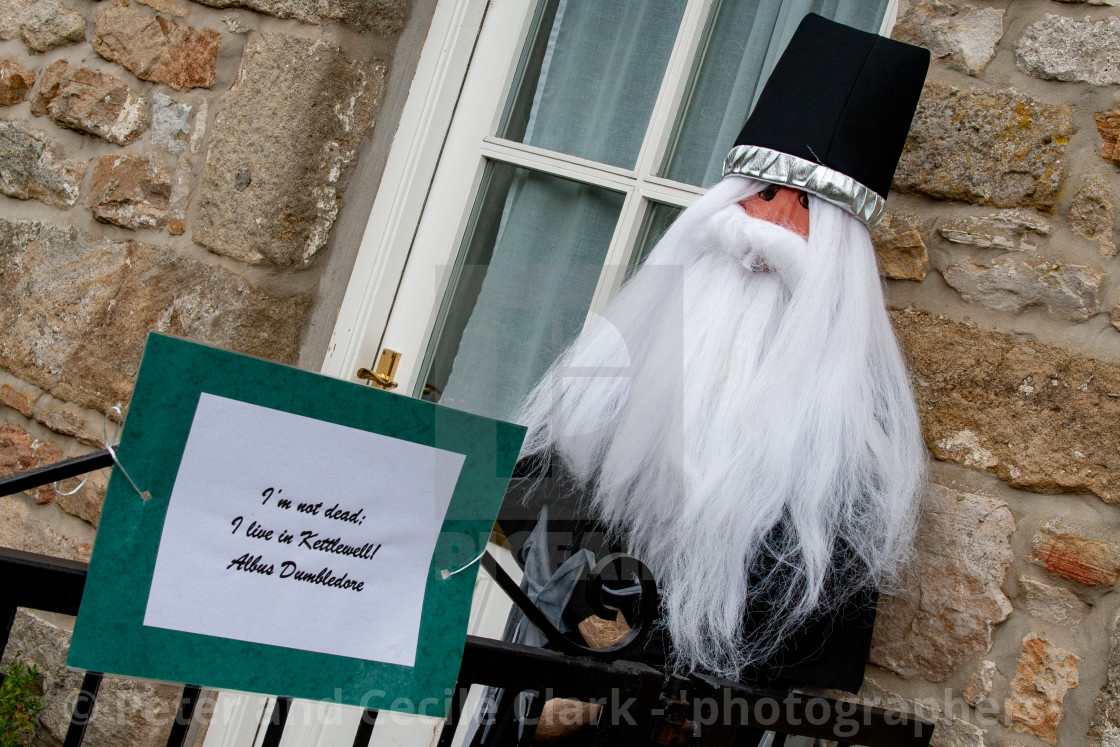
[68,333,525,716]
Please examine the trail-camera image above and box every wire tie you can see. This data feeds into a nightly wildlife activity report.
[440,548,488,580]
[55,404,150,501]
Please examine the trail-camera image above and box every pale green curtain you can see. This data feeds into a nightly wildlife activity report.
[430,0,686,420]
[433,169,624,419]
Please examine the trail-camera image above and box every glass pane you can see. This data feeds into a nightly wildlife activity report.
[662,0,889,188]
[417,163,625,421]
[628,201,683,277]
[500,0,688,169]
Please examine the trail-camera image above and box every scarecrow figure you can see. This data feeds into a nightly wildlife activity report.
[473,14,930,745]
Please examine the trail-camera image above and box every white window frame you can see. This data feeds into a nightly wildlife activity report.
[322,0,898,391]
[320,0,491,383]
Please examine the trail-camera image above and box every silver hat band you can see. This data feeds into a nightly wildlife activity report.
[722,145,885,227]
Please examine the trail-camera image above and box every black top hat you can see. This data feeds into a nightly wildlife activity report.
[723,13,929,226]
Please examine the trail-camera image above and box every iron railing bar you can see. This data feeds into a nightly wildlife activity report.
[695,721,737,746]
[0,603,15,675]
[0,549,87,655]
[0,450,113,499]
[479,552,588,657]
[351,708,378,747]
[596,675,662,747]
[690,673,933,746]
[460,635,662,698]
[166,684,202,747]
[435,678,468,747]
[62,671,102,747]
[514,691,543,747]
[479,552,659,663]
[0,549,937,747]
[260,696,291,747]
[461,637,665,747]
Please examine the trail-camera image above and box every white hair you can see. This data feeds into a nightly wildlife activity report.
[515,176,927,678]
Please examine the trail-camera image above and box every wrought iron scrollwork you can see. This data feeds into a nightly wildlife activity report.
[479,551,659,661]
[579,553,659,659]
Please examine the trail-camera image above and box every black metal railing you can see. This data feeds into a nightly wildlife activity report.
[0,451,935,747]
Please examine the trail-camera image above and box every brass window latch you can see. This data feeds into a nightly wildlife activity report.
[357,349,400,390]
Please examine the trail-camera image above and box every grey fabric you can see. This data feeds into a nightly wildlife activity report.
[510,505,598,645]
[464,505,598,745]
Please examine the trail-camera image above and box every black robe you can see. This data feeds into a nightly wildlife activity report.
[498,455,878,693]
[468,457,878,746]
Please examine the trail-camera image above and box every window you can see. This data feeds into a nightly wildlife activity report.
[325,0,896,422]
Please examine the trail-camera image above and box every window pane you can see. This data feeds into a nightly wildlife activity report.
[500,0,687,169]
[628,202,683,276]
[417,163,624,421]
[662,0,889,187]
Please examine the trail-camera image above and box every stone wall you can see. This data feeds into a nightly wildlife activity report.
[4,1,1120,746]
[0,0,432,554]
[0,0,429,742]
[860,1,1120,744]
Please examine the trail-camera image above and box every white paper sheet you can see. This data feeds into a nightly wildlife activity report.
[143,393,467,667]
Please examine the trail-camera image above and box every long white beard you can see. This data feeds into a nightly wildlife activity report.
[515,176,927,678]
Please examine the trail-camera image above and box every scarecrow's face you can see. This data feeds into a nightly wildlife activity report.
[737,183,810,239]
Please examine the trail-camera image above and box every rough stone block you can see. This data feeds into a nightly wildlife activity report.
[1,609,181,745]
[0,219,312,414]
[1090,610,1120,747]
[0,421,61,504]
[88,153,172,230]
[1096,107,1120,168]
[187,0,407,34]
[0,59,34,106]
[1018,15,1120,86]
[0,495,91,560]
[0,120,86,208]
[190,98,207,154]
[168,156,190,231]
[94,4,220,91]
[31,399,98,445]
[938,209,1051,251]
[870,485,1014,682]
[138,0,189,15]
[32,60,147,146]
[891,307,1120,503]
[28,57,59,115]
[963,660,997,707]
[7,404,107,522]
[151,92,191,153]
[1006,633,1079,744]
[1115,303,1120,335]
[0,383,35,417]
[0,0,22,39]
[53,467,106,527]
[871,211,929,281]
[892,1,1003,76]
[193,33,383,266]
[894,83,1072,210]
[4,0,87,52]
[1018,575,1091,627]
[37,402,82,436]
[940,256,1103,321]
[1069,179,1117,259]
[1031,524,1120,587]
